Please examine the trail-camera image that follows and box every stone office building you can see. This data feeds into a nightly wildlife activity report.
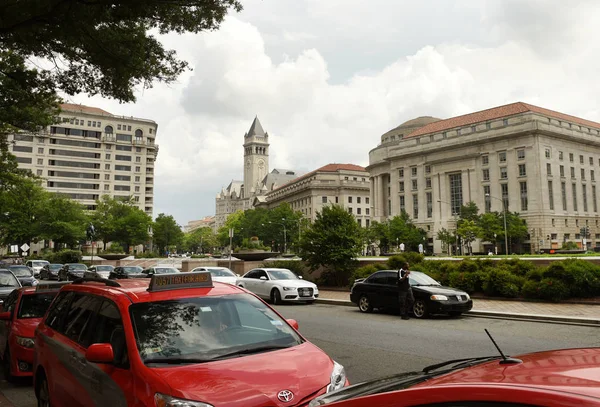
[367,102,600,254]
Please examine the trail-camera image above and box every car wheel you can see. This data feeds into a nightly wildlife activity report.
[271,288,282,305]
[358,295,373,313]
[37,373,50,407]
[449,311,462,317]
[3,348,14,383]
[413,300,428,319]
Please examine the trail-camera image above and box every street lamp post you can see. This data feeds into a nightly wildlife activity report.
[486,193,508,256]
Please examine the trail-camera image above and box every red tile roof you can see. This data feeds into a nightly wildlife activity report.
[407,102,600,138]
[60,103,112,116]
[269,163,367,193]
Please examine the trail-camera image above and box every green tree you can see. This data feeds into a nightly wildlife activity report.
[39,194,88,250]
[153,214,184,255]
[388,211,427,252]
[299,205,362,286]
[367,220,391,254]
[436,228,456,255]
[477,212,504,245]
[459,202,480,222]
[217,210,245,248]
[506,212,529,252]
[184,227,218,254]
[456,219,482,256]
[0,178,47,248]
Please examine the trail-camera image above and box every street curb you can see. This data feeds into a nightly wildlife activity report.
[0,391,15,407]
[315,298,600,326]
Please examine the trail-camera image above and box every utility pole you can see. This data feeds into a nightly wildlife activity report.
[228,228,233,270]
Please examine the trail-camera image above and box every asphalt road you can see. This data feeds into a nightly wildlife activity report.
[1,303,599,406]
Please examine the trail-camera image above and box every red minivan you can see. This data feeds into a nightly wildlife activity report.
[33,272,348,406]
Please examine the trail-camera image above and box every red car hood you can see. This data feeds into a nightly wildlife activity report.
[152,342,333,407]
[13,318,43,337]
[419,348,600,399]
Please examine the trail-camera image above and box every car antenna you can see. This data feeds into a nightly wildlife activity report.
[485,329,522,365]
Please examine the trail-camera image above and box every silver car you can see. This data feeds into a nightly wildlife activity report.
[85,265,115,279]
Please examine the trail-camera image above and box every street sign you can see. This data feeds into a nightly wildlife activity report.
[21,251,27,256]
[10,245,18,253]
[229,228,234,238]
[418,243,424,254]
[583,238,587,246]
[20,243,30,252]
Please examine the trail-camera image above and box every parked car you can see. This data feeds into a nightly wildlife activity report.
[7,266,38,287]
[191,266,238,284]
[237,268,319,304]
[350,270,473,318]
[0,270,21,304]
[39,264,62,280]
[25,260,49,278]
[141,266,180,277]
[57,263,88,281]
[109,266,145,279]
[309,346,600,406]
[85,265,115,280]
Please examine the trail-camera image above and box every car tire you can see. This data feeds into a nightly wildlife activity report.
[413,300,428,319]
[271,288,282,305]
[37,372,50,407]
[358,295,373,313]
[3,348,14,383]
[449,311,462,317]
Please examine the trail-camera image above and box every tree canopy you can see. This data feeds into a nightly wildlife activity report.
[153,213,184,255]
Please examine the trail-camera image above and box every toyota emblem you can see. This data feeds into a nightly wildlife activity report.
[277,390,294,403]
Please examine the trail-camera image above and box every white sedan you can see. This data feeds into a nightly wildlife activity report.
[237,268,319,304]
[191,266,238,285]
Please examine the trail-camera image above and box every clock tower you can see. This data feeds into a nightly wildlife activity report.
[243,116,269,198]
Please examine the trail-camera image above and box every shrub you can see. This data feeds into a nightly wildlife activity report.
[103,243,124,254]
[350,265,381,285]
[448,271,477,293]
[501,258,535,277]
[561,259,600,297]
[543,263,574,284]
[521,280,541,299]
[262,260,308,279]
[482,269,523,298]
[473,270,490,292]
[525,268,544,282]
[457,259,478,273]
[47,250,82,264]
[538,278,570,302]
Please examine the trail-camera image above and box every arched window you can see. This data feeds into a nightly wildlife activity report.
[105,125,113,134]
[135,129,143,137]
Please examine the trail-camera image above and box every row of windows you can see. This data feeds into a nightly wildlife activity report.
[347,207,370,215]
[321,196,371,205]
[47,181,99,190]
[50,127,102,139]
[62,117,102,128]
[548,181,598,213]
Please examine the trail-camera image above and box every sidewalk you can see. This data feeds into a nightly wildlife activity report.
[318,290,600,326]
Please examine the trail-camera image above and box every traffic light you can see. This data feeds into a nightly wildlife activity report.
[586,225,590,237]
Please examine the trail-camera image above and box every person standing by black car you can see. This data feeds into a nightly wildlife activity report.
[398,262,414,320]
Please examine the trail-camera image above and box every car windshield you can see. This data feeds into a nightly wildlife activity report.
[267,269,298,280]
[130,293,303,364]
[17,293,56,319]
[69,264,87,271]
[0,273,20,287]
[154,267,179,274]
[208,268,235,277]
[32,261,49,267]
[95,266,113,271]
[10,266,32,277]
[49,264,62,271]
[122,266,143,273]
[409,272,441,286]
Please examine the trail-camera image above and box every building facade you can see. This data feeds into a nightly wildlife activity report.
[8,103,158,215]
[184,216,216,233]
[368,102,600,254]
[215,117,299,230]
[259,164,371,227]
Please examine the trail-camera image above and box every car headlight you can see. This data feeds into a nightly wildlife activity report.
[430,295,448,301]
[326,361,346,392]
[282,287,296,291]
[16,336,35,348]
[154,393,213,407]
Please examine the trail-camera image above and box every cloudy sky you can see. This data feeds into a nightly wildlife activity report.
[66,0,600,226]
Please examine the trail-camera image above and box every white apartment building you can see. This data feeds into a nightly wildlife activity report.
[8,103,158,215]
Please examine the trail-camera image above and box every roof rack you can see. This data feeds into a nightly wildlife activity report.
[71,277,122,287]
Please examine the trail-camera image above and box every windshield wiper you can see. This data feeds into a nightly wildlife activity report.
[144,357,212,365]
[211,344,292,360]
[422,356,501,374]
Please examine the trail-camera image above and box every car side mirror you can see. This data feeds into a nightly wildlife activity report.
[286,319,299,330]
[85,343,114,364]
[259,276,267,281]
[0,311,11,321]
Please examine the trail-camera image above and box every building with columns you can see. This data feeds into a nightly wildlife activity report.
[256,163,371,226]
[368,102,600,254]
[215,117,299,230]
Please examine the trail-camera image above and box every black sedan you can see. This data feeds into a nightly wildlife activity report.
[39,263,63,280]
[350,270,473,318]
[58,263,88,281]
[7,265,38,287]
[109,266,145,279]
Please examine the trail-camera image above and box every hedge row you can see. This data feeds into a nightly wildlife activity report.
[351,255,600,302]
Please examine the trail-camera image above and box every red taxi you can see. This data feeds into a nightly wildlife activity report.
[309,347,600,407]
[33,272,348,407]
[0,283,64,380]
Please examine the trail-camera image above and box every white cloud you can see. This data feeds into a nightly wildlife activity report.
[66,2,600,225]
